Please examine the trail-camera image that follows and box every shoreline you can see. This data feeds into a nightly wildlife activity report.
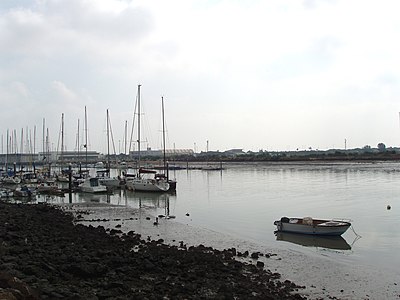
[1,200,399,299]
[69,202,399,300]
[0,201,307,299]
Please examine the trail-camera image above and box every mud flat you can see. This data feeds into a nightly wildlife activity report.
[1,201,399,299]
[70,203,400,300]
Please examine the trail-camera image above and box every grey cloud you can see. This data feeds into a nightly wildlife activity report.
[0,0,154,58]
[42,0,153,42]
[302,0,337,10]
[311,36,342,59]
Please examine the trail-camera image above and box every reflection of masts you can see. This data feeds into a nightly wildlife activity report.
[164,195,170,217]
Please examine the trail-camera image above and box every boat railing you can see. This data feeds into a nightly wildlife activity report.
[331,218,352,223]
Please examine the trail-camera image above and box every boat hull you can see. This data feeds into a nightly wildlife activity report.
[126,179,169,192]
[78,178,107,193]
[80,186,107,193]
[274,218,351,236]
[2,177,21,184]
[167,180,177,191]
[98,178,122,188]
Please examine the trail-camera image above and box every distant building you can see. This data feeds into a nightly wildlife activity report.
[0,153,39,166]
[37,151,101,163]
[130,148,194,158]
[224,149,245,156]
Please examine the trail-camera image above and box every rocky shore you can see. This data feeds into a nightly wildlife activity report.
[0,202,307,299]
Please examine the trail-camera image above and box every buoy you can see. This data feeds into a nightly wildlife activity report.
[387,205,391,210]
[185,213,190,216]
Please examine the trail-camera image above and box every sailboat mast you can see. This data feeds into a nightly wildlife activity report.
[42,118,45,155]
[107,109,110,172]
[124,120,127,155]
[85,106,88,170]
[137,85,141,169]
[46,128,50,176]
[6,129,8,171]
[77,119,80,163]
[61,113,64,170]
[33,125,36,171]
[162,96,166,173]
[33,126,36,156]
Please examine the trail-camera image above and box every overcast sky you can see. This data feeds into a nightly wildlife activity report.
[1,0,400,154]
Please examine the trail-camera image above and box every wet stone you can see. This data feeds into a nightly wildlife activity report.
[0,202,307,299]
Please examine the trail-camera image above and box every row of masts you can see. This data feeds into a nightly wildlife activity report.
[1,88,171,171]
[1,108,123,158]
[1,128,37,155]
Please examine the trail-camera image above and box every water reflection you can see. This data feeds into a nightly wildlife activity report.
[77,192,111,204]
[35,188,176,216]
[275,232,351,251]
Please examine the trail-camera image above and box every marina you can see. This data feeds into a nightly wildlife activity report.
[1,161,399,271]
[2,1,400,298]
[1,160,400,298]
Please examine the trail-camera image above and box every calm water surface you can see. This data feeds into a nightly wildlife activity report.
[42,161,400,271]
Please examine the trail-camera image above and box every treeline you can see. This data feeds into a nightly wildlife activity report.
[147,149,400,162]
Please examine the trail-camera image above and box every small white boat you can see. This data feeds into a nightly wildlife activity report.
[126,169,169,192]
[0,189,13,198]
[78,177,107,193]
[274,217,351,236]
[14,186,36,198]
[96,170,122,188]
[21,172,39,184]
[56,174,70,182]
[95,161,105,168]
[2,176,21,184]
[37,183,64,196]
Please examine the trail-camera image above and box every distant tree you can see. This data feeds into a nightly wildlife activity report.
[362,145,372,153]
[377,143,386,151]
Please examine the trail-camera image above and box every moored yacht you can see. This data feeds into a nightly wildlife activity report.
[78,177,107,193]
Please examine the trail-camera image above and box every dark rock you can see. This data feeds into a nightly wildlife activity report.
[251,252,259,259]
[0,202,307,299]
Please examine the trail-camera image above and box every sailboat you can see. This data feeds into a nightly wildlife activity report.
[126,85,170,192]
[97,109,122,188]
[56,113,70,182]
[156,96,176,191]
[77,106,107,193]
